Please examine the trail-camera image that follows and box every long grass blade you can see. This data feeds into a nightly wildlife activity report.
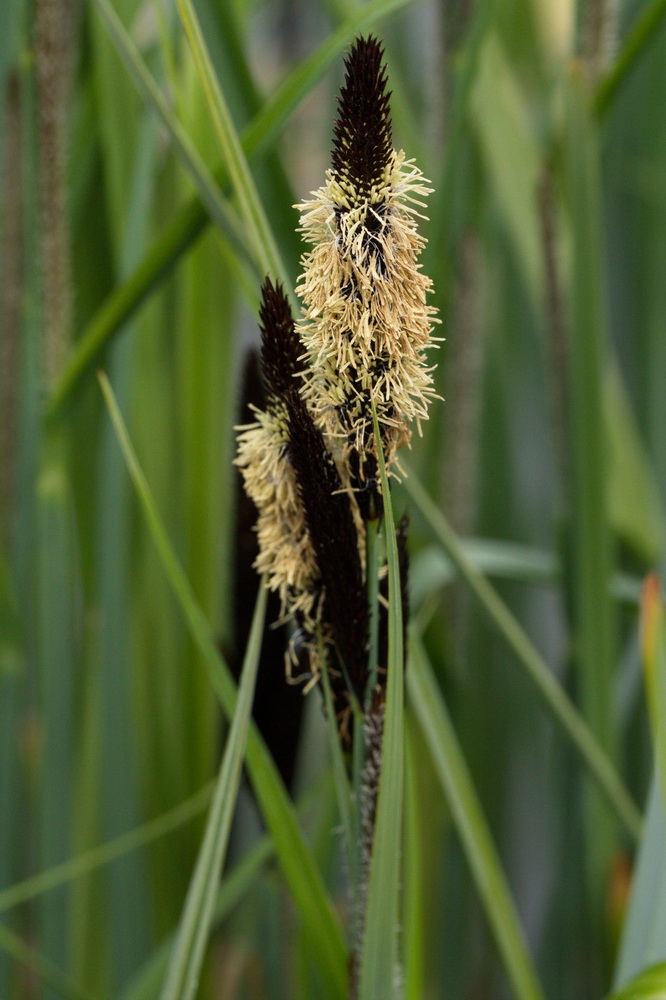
[159,585,266,1000]
[358,403,404,1000]
[401,466,641,839]
[402,719,426,1000]
[47,0,413,417]
[89,0,254,270]
[176,0,288,292]
[0,785,212,914]
[97,373,347,1000]
[563,70,618,918]
[408,635,545,1000]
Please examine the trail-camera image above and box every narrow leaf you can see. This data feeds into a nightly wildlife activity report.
[0,785,212,914]
[594,0,666,117]
[176,0,289,294]
[48,0,413,416]
[613,778,666,990]
[606,961,666,1000]
[123,837,274,1000]
[90,0,255,270]
[98,373,347,1000]
[408,635,545,1000]
[0,923,93,1000]
[402,465,641,839]
[159,585,266,1000]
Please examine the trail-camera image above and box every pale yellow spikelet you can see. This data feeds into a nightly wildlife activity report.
[296,148,439,476]
[235,404,319,626]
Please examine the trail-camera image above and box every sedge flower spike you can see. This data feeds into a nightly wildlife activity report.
[235,279,320,626]
[235,37,428,735]
[235,279,369,710]
[296,35,438,484]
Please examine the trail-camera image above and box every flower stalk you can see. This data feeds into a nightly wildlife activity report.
[234,35,437,994]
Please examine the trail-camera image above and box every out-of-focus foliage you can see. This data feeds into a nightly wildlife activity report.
[2,0,666,997]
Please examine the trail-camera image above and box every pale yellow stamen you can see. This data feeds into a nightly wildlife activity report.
[295,149,440,479]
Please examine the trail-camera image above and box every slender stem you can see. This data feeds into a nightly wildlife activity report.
[319,638,355,880]
[365,517,380,700]
[358,402,405,999]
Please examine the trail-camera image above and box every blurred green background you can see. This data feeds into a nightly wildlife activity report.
[3,0,666,997]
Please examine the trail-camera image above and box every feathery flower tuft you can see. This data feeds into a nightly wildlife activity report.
[296,35,439,486]
[235,279,319,626]
[236,278,369,709]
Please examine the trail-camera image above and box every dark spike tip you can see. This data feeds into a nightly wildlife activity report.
[258,277,304,402]
[331,35,393,204]
[285,388,369,699]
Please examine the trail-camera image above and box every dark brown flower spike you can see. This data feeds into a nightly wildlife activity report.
[286,388,369,699]
[235,282,319,627]
[259,277,303,403]
[332,36,393,210]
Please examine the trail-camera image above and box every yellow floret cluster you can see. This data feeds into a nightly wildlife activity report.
[296,149,439,473]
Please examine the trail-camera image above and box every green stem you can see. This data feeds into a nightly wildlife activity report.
[365,517,381,701]
[358,403,405,999]
[319,638,355,883]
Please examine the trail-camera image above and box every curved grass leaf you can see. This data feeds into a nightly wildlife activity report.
[0,785,212,914]
[47,0,413,417]
[89,0,254,270]
[98,373,347,1000]
[358,404,404,1000]
[410,541,642,619]
[408,635,544,1000]
[402,466,641,840]
[159,585,266,1000]
[176,0,289,295]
